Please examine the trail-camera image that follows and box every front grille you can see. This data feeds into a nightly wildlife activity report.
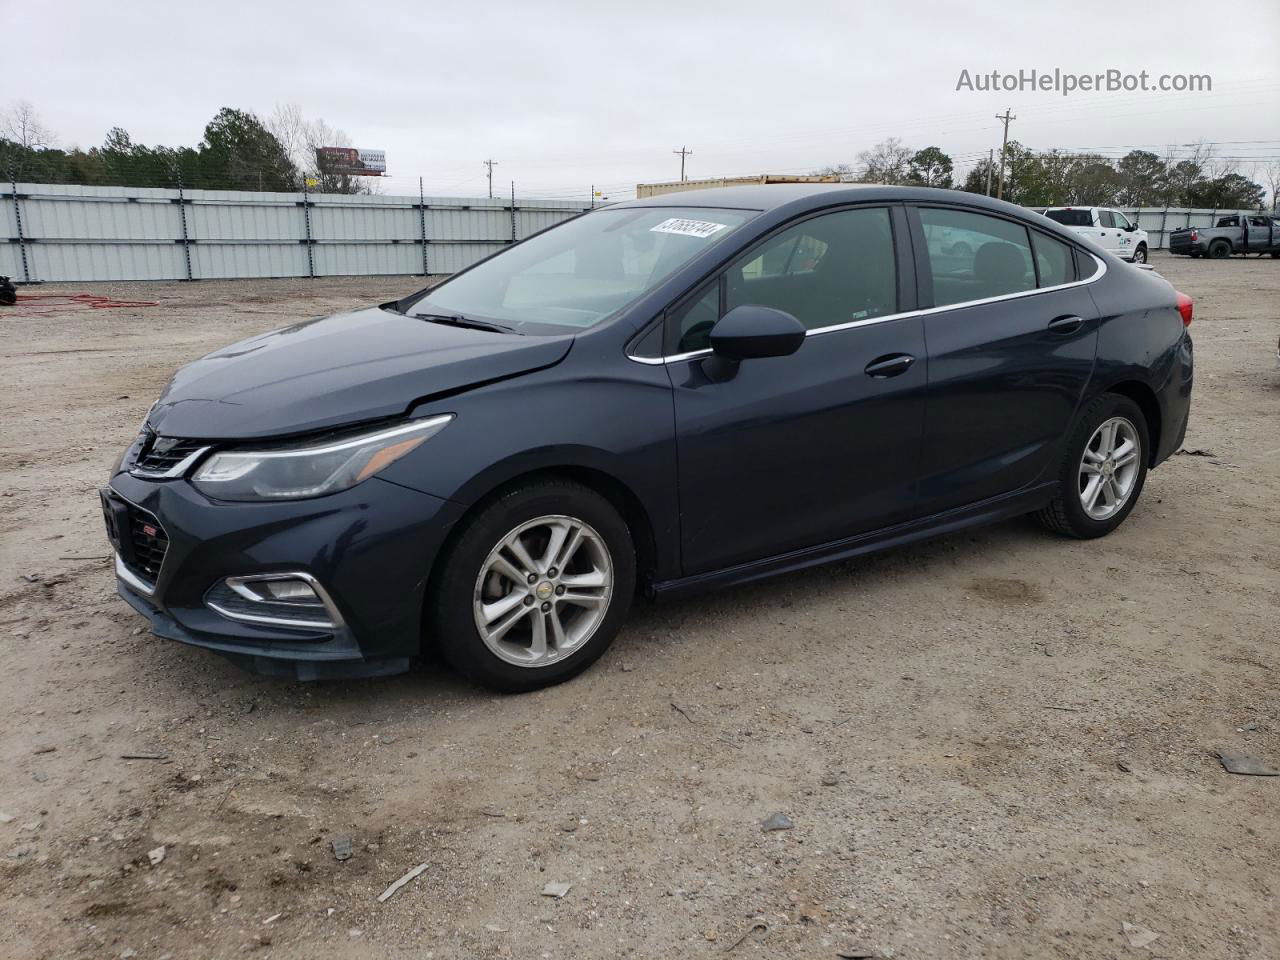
[126,508,169,584]
[132,432,207,476]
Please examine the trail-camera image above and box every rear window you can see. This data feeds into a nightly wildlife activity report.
[1044,209,1093,227]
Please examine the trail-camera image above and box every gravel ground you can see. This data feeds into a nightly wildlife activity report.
[1,254,1277,960]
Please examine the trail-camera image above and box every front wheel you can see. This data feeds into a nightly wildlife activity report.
[1131,244,1148,264]
[428,479,635,692]
[1038,395,1149,539]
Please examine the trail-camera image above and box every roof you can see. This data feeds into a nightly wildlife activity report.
[617,182,1035,218]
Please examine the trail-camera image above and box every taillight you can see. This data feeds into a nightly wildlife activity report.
[1175,290,1193,326]
[1189,229,1198,241]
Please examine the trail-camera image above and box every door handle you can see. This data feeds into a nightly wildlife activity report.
[864,353,916,378]
[1047,315,1084,333]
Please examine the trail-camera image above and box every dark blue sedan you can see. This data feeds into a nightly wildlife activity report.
[102,184,1194,690]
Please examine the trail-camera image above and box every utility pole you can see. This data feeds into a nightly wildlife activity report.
[984,148,994,197]
[995,109,1015,200]
[483,158,498,198]
[673,145,693,182]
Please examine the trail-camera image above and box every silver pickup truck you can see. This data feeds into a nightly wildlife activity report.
[1168,213,1280,259]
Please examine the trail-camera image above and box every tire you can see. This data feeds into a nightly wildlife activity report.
[1131,244,1147,264]
[1208,239,1231,259]
[1270,252,1279,259]
[428,478,635,692]
[1038,394,1149,539]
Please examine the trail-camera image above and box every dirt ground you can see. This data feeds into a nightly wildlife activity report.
[1,254,1277,960]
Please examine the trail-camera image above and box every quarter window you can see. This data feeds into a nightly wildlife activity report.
[675,207,898,352]
[1031,232,1076,287]
[918,207,1035,307]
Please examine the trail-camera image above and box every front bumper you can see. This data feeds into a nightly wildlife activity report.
[104,472,466,679]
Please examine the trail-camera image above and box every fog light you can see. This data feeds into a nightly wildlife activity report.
[255,579,320,603]
[205,573,343,631]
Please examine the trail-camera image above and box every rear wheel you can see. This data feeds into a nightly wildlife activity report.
[1208,239,1231,259]
[428,479,635,692]
[1038,394,1149,539]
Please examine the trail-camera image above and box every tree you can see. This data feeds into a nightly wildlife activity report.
[268,103,371,194]
[906,147,953,188]
[1185,173,1266,209]
[1116,150,1169,206]
[2,100,54,151]
[199,108,297,191]
[1264,161,1280,211]
[856,137,913,185]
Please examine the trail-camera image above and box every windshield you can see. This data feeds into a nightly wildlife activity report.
[1044,209,1093,227]
[408,206,754,332]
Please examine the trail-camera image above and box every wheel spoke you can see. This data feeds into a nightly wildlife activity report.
[487,603,532,643]
[489,553,527,587]
[1099,421,1117,456]
[1113,439,1138,467]
[547,606,566,650]
[528,610,548,659]
[481,589,527,625]
[540,520,572,572]
[505,534,541,576]
[1083,475,1104,510]
[554,525,585,571]
[560,567,607,589]
[560,590,606,608]
[1080,461,1102,476]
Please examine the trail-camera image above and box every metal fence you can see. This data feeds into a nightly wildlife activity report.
[1030,206,1269,249]
[1,182,592,283]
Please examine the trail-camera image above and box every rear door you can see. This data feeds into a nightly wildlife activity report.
[666,205,928,575]
[1096,209,1123,256]
[909,204,1100,514]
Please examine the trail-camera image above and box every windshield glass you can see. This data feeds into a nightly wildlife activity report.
[1044,209,1093,227]
[408,206,754,332]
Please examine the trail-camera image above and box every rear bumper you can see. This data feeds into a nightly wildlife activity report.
[104,472,467,679]
[1155,331,1193,466]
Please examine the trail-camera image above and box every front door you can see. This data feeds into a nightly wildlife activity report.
[667,206,927,575]
[911,204,1100,513]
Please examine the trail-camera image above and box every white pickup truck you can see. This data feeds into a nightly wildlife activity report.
[1041,207,1150,264]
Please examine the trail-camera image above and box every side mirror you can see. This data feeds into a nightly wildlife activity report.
[709,305,806,361]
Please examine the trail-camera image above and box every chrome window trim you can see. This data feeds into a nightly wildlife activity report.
[628,253,1108,366]
[129,445,212,479]
[207,571,345,631]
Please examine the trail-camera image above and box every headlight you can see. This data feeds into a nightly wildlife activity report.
[191,415,453,501]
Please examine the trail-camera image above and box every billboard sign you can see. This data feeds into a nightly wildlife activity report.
[315,147,387,176]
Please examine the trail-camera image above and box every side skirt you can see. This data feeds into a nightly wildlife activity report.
[650,482,1058,601]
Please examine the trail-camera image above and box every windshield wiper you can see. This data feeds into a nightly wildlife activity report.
[415,312,521,335]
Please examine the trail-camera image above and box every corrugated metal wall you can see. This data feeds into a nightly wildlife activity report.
[1,183,591,282]
[1030,206,1269,249]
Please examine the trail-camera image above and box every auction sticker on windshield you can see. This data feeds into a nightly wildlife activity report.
[650,218,729,239]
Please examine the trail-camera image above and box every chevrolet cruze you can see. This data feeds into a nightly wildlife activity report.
[102,184,1194,691]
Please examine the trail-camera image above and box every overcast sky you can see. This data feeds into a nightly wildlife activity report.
[5,0,1278,200]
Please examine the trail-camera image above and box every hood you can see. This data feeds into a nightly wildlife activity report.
[148,306,573,440]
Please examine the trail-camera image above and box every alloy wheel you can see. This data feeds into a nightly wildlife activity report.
[1078,417,1141,520]
[473,515,613,667]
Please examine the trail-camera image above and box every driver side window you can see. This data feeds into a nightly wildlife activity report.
[672,207,898,353]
